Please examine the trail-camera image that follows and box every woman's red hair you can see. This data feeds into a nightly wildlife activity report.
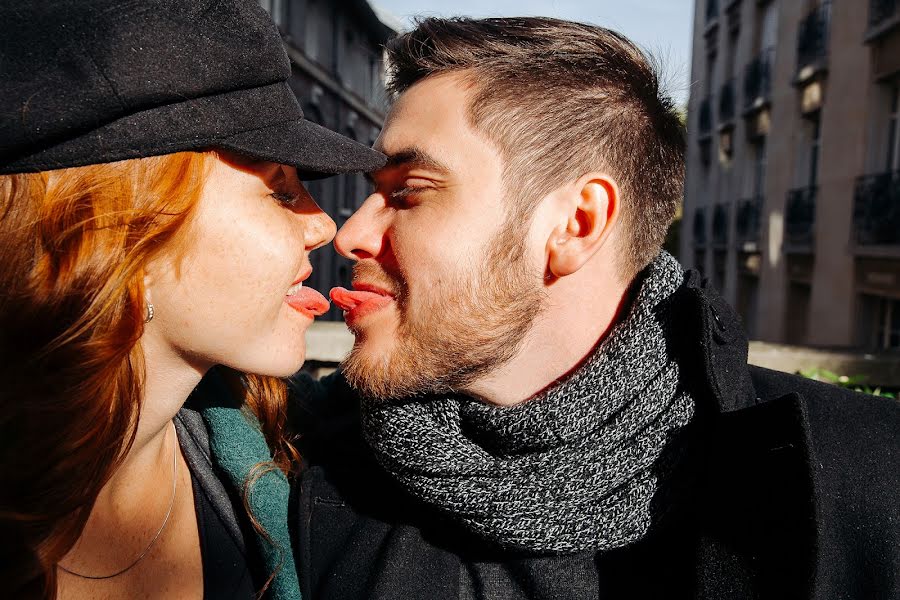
[0,153,295,599]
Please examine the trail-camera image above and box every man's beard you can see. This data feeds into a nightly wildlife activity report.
[341,225,545,399]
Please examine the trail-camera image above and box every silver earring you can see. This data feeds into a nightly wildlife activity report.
[145,302,155,324]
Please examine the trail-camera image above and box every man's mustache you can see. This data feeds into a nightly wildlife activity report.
[352,261,403,298]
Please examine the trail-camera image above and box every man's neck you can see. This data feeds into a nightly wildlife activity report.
[464,269,630,407]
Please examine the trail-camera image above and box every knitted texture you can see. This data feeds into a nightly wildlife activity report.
[202,404,302,600]
[361,251,694,553]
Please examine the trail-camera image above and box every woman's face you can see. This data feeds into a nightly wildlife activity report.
[144,153,336,378]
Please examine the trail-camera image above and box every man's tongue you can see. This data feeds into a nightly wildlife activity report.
[286,286,330,316]
[330,287,386,311]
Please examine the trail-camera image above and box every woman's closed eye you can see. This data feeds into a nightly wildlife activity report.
[270,190,301,206]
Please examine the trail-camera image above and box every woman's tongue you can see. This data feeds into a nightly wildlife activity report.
[285,286,330,316]
[330,287,386,311]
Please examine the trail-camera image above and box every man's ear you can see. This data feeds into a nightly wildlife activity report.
[546,173,619,278]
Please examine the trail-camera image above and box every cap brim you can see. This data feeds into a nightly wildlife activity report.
[218,118,385,180]
[0,82,386,178]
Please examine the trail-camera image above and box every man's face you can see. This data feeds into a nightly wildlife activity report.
[331,73,546,399]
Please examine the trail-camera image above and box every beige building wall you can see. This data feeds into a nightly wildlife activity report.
[756,0,800,343]
[682,0,900,351]
[807,1,868,346]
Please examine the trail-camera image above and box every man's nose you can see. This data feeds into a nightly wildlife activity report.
[334,194,387,260]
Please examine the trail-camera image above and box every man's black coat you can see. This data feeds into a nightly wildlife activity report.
[290,272,900,599]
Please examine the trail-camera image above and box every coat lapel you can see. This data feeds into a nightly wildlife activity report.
[696,391,818,599]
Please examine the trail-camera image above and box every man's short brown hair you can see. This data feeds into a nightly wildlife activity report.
[385,17,685,279]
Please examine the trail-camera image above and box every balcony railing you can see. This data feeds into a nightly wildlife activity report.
[712,203,730,246]
[706,0,719,22]
[785,186,817,248]
[699,96,713,137]
[743,48,773,111]
[693,208,707,246]
[870,0,898,28]
[725,0,742,34]
[853,171,900,245]
[796,1,831,76]
[718,79,736,125]
[736,196,762,244]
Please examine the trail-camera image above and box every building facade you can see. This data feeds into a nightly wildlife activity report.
[682,0,900,350]
[259,0,397,320]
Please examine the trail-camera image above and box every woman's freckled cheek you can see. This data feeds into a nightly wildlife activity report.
[183,222,266,325]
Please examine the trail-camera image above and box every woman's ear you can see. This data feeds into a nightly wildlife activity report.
[142,263,157,293]
[546,174,619,277]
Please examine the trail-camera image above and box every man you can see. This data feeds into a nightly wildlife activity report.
[291,17,900,600]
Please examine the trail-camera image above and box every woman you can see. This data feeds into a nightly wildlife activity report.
[0,1,384,598]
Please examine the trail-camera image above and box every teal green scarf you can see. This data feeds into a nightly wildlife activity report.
[201,396,301,600]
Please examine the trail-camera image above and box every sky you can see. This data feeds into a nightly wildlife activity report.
[371,0,696,107]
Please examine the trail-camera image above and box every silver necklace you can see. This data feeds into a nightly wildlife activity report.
[58,421,178,580]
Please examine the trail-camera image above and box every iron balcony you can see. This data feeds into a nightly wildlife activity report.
[736,196,763,244]
[785,186,817,249]
[853,170,900,245]
[870,0,898,28]
[718,79,736,125]
[796,1,831,79]
[743,48,773,113]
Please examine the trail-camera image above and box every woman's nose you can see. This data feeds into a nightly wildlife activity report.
[306,208,337,252]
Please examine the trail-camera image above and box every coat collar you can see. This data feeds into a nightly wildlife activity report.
[665,270,819,596]
[671,269,759,414]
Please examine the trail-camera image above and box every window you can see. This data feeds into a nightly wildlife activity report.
[760,1,778,52]
[713,251,727,292]
[791,116,820,190]
[304,1,321,61]
[706,0,718,23]
[737,140,765,243]
[753,139,767,197]
[694,249,707,277]
[370,55,379,104]
[258,0,283,26]
[786,282,811,345]
[808,116,821,187]
[887,83,899,171]
[737,274,759,338]
[876,297,900,349]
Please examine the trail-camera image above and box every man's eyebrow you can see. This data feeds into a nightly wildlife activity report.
[365,147,452,184]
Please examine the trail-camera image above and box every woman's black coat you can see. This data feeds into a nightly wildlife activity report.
[290,273,900,599]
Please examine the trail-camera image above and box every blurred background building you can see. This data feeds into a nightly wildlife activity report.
[259,0,398,319]
[682,0,900,350]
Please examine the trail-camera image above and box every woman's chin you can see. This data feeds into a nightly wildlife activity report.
[232,343,308,379]
[271,350,308,378]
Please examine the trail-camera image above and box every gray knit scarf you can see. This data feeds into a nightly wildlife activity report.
[361,251,695,554]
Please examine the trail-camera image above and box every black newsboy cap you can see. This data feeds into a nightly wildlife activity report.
[0,0,386,177]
